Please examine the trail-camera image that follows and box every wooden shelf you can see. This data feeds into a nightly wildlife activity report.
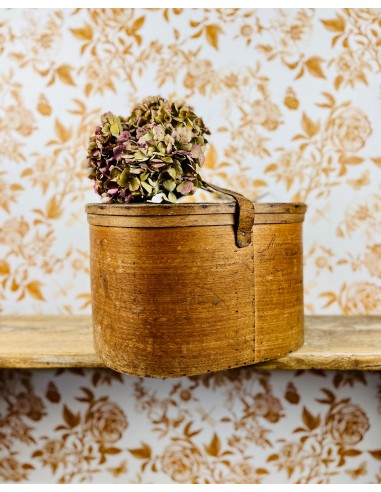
[0,315,380,371]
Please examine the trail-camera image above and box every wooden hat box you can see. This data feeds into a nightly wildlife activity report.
[86,186,306,378]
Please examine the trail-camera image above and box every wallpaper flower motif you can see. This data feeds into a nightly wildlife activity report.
[1,368,381,483]
[1,7,380,314]
[0,7,381,484]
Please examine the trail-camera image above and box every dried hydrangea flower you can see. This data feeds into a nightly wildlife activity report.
[87,96,210,203]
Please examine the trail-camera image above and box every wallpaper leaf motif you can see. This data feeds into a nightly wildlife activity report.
[0,7,380,314]
[0,368,381,483]
[0,7,381,484]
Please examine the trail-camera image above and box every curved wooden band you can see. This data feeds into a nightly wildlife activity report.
[201,181,255,248]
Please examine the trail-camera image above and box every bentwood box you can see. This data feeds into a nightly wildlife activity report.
[86,190,306,378]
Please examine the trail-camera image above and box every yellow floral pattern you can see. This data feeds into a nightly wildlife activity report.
[0,8,381,483]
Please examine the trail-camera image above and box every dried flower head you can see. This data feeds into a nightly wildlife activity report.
[87,96,210,203]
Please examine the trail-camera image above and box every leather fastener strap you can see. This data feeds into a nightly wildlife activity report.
[201,181,255,248]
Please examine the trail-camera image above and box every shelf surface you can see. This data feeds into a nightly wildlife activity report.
[0,315,380,371]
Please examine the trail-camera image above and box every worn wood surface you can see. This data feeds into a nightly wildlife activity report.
[254,222,304,362]
[87,212,305,228]
[0,316,380,371]
[86,202,307,216]
[87,202,305,377]
[90,224,257,377]
[200,181,256,248]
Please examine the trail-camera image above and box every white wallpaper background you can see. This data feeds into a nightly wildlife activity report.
[0,8,380,483]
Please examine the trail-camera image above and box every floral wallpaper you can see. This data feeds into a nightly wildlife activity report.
[0,8,381,483]
[1,368,381,483]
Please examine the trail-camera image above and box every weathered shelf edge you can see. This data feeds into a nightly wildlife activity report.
[0,355,102,369]
[0,315,380,372]
[0,354,380,371]
[256,354,381,371]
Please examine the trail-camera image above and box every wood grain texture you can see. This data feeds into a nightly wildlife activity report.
[90,224,256,377]
[87,201,306,377]
[200,180,256,248]
[254,223,304,362]
[86,202,307,216]
[0,316,380,371]
[0,315,99,368]
[86,202,306,377]
[87,212,305,228]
